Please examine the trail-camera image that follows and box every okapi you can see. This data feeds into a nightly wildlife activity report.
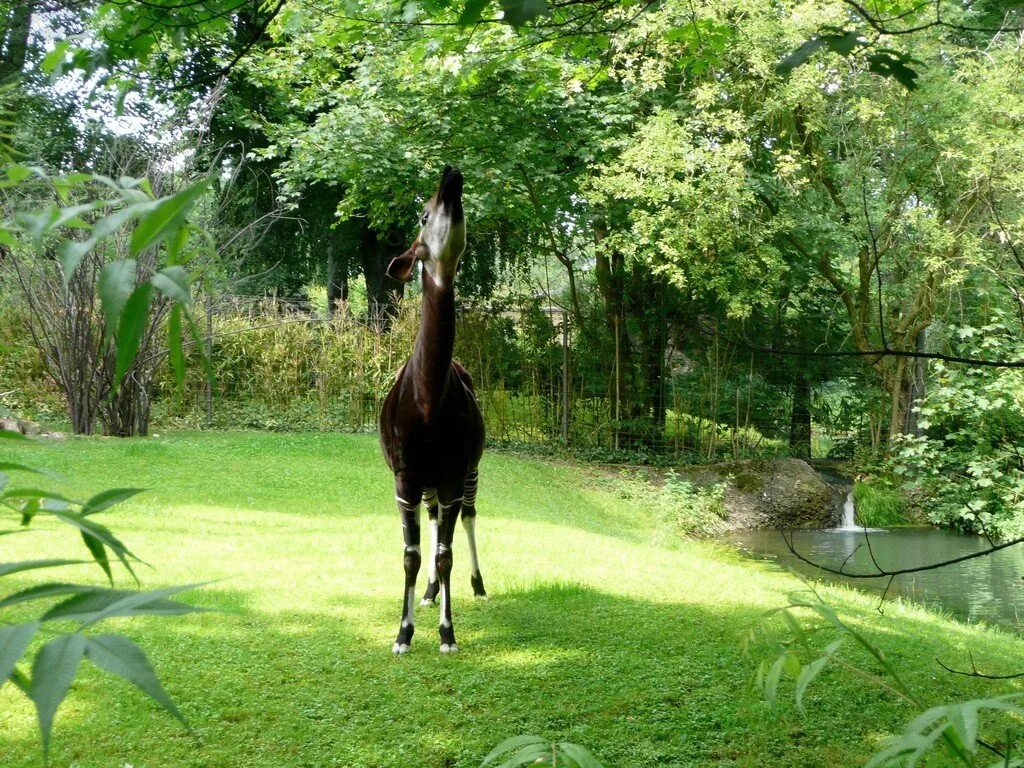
[379,166,486,654]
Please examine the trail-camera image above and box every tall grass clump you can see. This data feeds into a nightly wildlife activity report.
[852,479,908,527]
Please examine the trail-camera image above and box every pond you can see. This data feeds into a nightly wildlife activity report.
[726,527,1024,631]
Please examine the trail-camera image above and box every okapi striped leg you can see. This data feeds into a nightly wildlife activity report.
[420,487,440,606]
[393,479,422,654]
[436,497,461,653]
[461,469,487,598]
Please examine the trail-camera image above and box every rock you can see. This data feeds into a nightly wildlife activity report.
[17,419,41,436]
[0,417,21,433]
[678,458,835,530]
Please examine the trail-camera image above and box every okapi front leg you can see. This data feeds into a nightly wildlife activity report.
[393,478,422,654]
[421,487,440,605]
[436,498,461,653]
[461,469,486,598]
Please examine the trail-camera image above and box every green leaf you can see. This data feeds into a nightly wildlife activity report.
[113,282,154,391]
[129,179,212,256]
[499,0,548,27]
[42,583,207,626]
[98,259,138,341]
[557,743,604,768]
[151,265,191,305]
[0,560,84,578]
[58,239,95,284]
[866,51,920,90]
[91,203,140,241]
[763,653,786,714]
[482,735,547,767]
[459,0,491,24]
[497,745,551,768]
[825,31,861,56]
[40,40,70,76]
[82,487,145,516]
[0,583,99,610]
[4,164,34,184]
[9,666,30,694]
[85,634,186,725]
[164,224,189,265]
[44,509,140,579]
[795,639,843,713]
[0,622,39,689]
[2,487,74,504]
[0,461,58,479]
[80,530,112,583]
[30,632,86,755]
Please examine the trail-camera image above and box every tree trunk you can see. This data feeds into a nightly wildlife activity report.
[904,328,927,435]
[886,356,909,441]
[360,225,404,329]
[0,1,34,82]
[327,226,348,317]
[789,373,812,459]
[595,236,630,446]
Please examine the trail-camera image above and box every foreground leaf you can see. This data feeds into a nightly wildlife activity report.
[81,487,145,516]
[482,735,548,767]
[0,583,100,610]
[130,179,212,256]
[42,583,207,625]
[0,622,39,688]
[30,633,86,754]
[0,559,84,578]
[85,634,186,724]
[113,282,155,390]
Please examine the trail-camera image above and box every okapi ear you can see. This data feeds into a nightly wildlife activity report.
[386,246,419,283]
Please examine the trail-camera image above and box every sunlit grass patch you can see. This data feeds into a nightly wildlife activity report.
[0,431,1021,768]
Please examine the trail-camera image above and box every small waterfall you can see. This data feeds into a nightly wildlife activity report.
[839,489,858,529]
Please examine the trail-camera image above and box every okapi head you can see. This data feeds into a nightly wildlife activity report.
[386,165,466,287]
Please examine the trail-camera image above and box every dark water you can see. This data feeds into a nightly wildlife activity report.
[726,527,1024,631]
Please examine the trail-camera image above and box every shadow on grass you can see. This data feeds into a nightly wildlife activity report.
[6,579,1022,768]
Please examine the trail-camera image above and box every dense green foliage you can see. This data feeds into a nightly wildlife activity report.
[6,0,1024,494]
[893,317,1024,539]
[2,432,1023,767]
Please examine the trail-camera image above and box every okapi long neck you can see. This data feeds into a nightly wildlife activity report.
[412,268,456,408]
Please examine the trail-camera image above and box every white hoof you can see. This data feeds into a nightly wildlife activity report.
[439,643,459,654]
[474,593,490,600]
[420,598,436,607]
[392,643,410,654]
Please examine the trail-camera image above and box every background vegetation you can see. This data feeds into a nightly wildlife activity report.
[5,0,1024,537]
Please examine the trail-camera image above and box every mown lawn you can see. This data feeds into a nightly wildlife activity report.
[1,432,1022,767]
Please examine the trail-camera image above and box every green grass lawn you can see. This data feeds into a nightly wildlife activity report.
[1,432,1023,767]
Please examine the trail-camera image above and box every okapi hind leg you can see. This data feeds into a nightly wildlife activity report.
[420,487,440,606]
[436,498,461,653]
[393,477,422,654]
[461,469,486,598]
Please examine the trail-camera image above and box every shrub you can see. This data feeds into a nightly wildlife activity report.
[607,468,728,538]
[892,316,1024,539]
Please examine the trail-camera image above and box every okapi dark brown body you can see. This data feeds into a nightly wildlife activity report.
[379,167,486,654]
